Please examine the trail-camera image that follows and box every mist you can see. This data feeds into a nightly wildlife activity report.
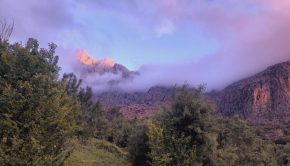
[68,0,290,92]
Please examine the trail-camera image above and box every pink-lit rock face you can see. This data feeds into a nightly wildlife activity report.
[101,59,115,68]
[76,50,97,65]
[76,50,115,68]
[252,84,270,112]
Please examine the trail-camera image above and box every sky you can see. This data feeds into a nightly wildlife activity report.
[1,0,290,91]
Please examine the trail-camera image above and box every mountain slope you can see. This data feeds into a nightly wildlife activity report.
[211,61,290,125]
[94,86,174,118]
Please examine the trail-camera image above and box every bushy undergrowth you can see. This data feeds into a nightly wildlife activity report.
[63,138,131,166]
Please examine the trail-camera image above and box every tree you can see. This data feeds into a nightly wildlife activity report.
[128,122,151,166]
[62,73,108,140]
[0,39,79,165]
[148,85,211,165]
[212,117,277,165]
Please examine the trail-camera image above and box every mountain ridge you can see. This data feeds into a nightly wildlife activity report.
[211,60,290,125]
[78,58,290,125]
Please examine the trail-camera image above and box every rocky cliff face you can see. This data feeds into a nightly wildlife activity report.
[211,61,290,125]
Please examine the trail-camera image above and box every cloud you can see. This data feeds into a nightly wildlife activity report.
[1,0,290,92]
[69,0,290,91]
[194,0,290,86]
[155,19,175,38]
[85,0,290,91]
[146,0,290,89]
[0,0,76,45]
[82,72,124,92]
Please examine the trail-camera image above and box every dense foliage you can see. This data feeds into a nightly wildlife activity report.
[62,73,138,148]
[0,39,79,165]
[129,86,277,166]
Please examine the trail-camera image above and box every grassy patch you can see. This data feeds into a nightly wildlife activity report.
[63,138,131,166]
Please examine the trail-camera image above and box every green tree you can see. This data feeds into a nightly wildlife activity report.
[62,73,139,147]
[62,73,108,140]
[128,122,151,166]
[0,39,79,165]
[212,117,277,166]
[148,85,210,165]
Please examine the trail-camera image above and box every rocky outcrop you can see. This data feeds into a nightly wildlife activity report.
[211,61,290,125]
[74,50,138,88]
[76,59,137,80]
[78,62,137,79]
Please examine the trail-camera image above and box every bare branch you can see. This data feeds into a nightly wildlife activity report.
[0,19,14,42]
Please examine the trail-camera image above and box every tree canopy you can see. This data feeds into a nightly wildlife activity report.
[0,39,79,165]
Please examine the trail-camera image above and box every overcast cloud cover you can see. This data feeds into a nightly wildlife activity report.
[1,0,290,91]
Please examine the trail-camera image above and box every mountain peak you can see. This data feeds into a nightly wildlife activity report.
[73,50,138,90]
[76,50,115,68]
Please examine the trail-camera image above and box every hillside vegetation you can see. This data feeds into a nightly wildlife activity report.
[1,38,290,165]
[63,138,130,166]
